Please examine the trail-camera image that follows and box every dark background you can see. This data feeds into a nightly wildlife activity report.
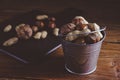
[0,0,120,24]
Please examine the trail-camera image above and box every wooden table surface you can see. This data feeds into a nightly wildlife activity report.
[0,0,120,80]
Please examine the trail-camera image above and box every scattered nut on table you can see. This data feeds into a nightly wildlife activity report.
[48,17,56,22]
[3,24,12,32]
[36,15,48,20]
[53,28,59,36]
[33,32,42,39]
[15,23,25,31]
[36,21,45,28]
[41,31,48,39]
[48,22,56,29]
[32,26,39,32]
[16,24,33,39]
[3,37,18,46]
[2,15,59,46]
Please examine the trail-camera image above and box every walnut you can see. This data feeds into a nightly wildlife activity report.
[16,24,33,39]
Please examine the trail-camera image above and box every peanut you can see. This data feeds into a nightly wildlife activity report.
[53,28,59,36]
[3,37,18,46]
[3,24,12,32]
[72,16,88,25]
[36,15,48,20]
[33,32,42,39]
[41,31,48,39]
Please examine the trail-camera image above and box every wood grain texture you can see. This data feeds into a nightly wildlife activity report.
[0,0,120,80]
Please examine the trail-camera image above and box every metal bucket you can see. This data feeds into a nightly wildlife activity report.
[61,31,106,75]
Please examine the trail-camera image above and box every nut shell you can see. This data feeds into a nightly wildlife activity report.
[48,22,56,29]
[3,37,18,46]
[76,23,88,30]
[36,15,48,20]
[3,24,12,32]
[33,32,42,39]
[16,24,33,39]
[36,21,44,28]
[85,33,101,44]
[73,37,85,44]
[49,17,56,22]
[60,23,76,34]
[32,26,39,32]
[41,31,48,39]
[72,16,88,25]
[53,28,59,36]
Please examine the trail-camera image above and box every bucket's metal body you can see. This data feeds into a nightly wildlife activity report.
[61,31,106,75]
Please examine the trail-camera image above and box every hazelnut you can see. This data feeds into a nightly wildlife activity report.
[49,17,56,22]
[48,22,56,29]
[60,23,76,34]
[3,24,12,32]
[32,26,38,32]
[16,24,33,40]
[3,37,18,46]
[36,21,44,28]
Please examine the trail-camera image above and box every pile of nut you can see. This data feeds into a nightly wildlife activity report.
[3,15,59,46]
[60,16,103,44]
